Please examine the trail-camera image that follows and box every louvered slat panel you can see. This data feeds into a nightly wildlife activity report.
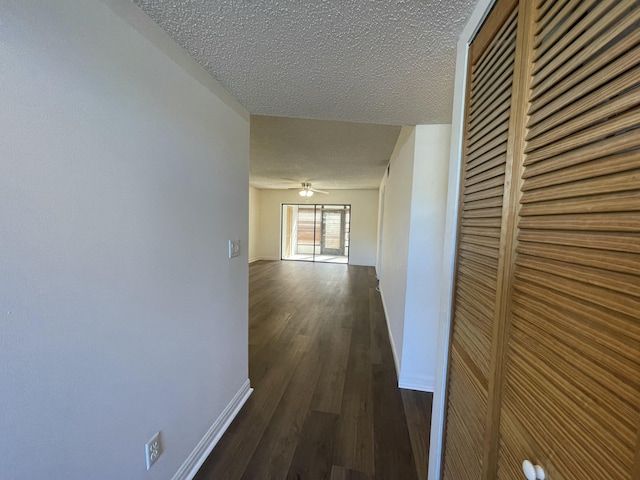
[443,3,519,479]
[517,241,640,275]
[526,88,640,152]
[529,29,640,117]
[533,0,606,70]
[468,101,510,141]
[516,229,640,253]
[462,207,504,219]
[524,108,640,161]
[472,13,518,80]
[469,88,512,132]
[463,196,504,213]
[499,335,636,479]
[523,128,640,174]
[497,1,640,478]
[464,174,506,195]
[466,146,504,178]
[530,3,640,100]
[470,55,515,116]
[457,233,500,249]
[466,162,506,187]
[527,64,640,138]
[522,150,639,190]
[460,225,502,239]
[468,123,509,158]
[509,282,640,377]
[467,140,508,170]
[535,0,569,35]
[471,26,517,97]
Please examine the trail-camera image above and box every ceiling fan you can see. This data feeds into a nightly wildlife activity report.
[289,182,328,197]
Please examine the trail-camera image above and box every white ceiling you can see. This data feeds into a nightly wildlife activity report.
[132,0,476,188]
[251,115,401,189]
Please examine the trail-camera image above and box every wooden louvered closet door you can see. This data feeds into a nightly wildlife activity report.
[442,0,521,478]
[496,0,640,478]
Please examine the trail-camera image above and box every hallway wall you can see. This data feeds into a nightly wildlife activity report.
[378,125,451,391]
[0,1,250,479]
[378,127,416,373]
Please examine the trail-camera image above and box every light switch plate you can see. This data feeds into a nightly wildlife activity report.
[229,239,241,258]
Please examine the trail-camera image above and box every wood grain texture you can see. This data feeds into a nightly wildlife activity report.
[480,0,535,478]
[329,466,373,480]
[530,3,640,99]
[446,0,640,479]
[496,0,640,478]
[402,390,433,480]
[194,261,430,480]
[469,0,518,65]
[287,411,339,480]
[442,4,520,479]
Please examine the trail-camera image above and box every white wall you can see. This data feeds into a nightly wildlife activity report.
[378,126,416,370]
[0,2,250,479]
[378,125,451,392]
[255,189,379,266]
[249,186,261,263]
[400,125,451,390]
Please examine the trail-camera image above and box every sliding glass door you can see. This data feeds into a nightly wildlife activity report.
[281,204,350,264]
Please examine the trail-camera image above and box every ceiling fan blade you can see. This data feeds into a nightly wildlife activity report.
[310,188,328,194]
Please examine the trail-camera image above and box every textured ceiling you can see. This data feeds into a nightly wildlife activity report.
[133,0,477,126]
[250,115,400,189]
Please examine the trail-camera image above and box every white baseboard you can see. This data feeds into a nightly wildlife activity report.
[378,290,401,380]
[399,372,435,392]
[171,379,253,480]
[249,256,279,263]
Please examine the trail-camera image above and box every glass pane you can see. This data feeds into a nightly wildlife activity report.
[281,204,350,264]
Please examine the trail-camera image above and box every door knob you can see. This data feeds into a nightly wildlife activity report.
[523,460,536,480]
[522,460,545,480]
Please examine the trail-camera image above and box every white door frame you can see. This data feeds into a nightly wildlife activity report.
[427,0,499,478]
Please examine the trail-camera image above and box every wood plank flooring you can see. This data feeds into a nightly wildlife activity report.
[194,261,432,480]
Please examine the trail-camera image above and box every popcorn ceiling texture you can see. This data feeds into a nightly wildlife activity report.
[250,115,401,189]
[133,0,477,126]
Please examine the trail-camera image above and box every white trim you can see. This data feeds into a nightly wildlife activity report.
[248,256,280,263]
[171,379,253,480]
[378,289,401,380]
[399,372,435,392]
[427,0,497,479]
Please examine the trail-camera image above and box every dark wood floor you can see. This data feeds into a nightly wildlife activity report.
[194,260,433,480]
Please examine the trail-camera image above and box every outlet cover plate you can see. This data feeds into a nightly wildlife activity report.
[145,431,162,470]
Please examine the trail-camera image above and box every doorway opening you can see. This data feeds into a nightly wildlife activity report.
[281,204,351,264]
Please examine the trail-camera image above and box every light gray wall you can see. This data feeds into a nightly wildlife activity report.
[379,126,416,370]
[378,125,451,391]
[0,2,249,479]
[255,189,379,266]
[400,124,451,390]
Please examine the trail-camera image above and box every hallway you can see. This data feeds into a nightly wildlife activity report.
[194,261,432,479]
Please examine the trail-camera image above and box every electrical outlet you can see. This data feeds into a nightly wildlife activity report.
[145,431,162,470]
[229,239,241,258]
